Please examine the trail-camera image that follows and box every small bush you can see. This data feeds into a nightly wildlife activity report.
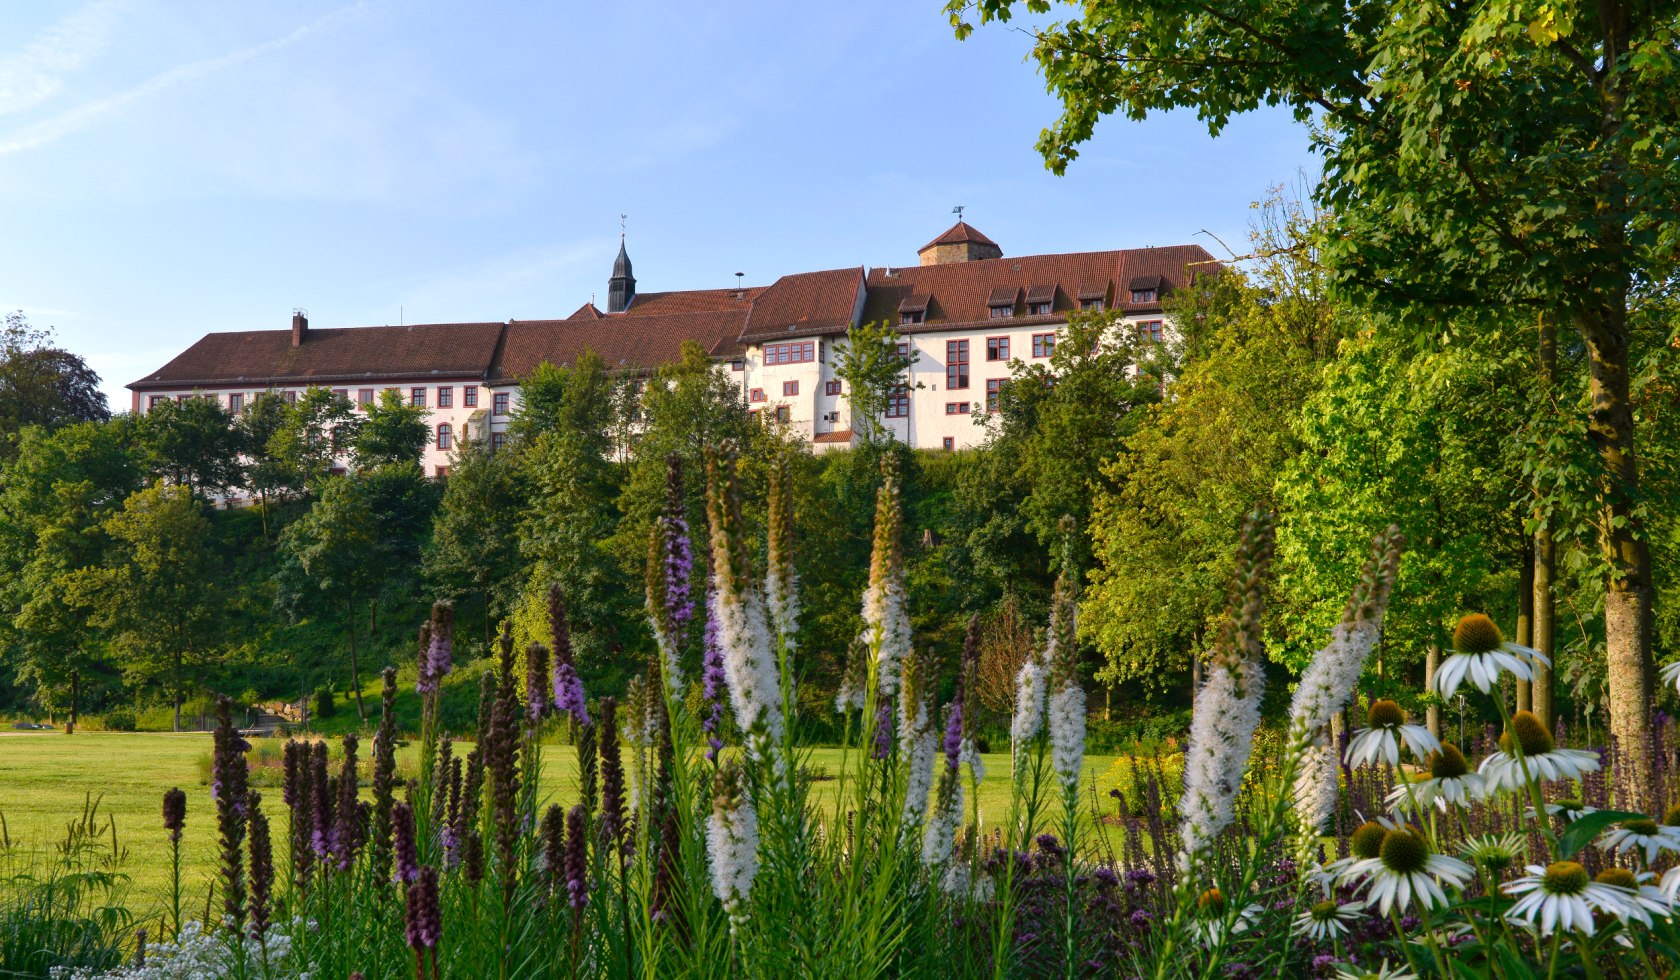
[101,712,136,732]
[1097,751,1184,818]
[313,688,336,719]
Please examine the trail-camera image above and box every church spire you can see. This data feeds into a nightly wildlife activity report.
[608,222,635,313]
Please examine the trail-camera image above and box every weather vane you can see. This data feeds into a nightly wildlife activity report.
[620,213,627,240]
[952,205,965,220]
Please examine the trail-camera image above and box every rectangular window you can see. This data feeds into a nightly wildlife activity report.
[435,465,450,479]
[986,336,1009,361]
[775,405,790,423]
[942,437,955,450]
[730,359,744,372]
[1028,302,1052,316]
[945,402,971,415]
[436,424,452,450]
[989,305,1014,319]
[358,388,375,407]
[783,380,798,397]
[763,341,816,364]
[177,394,190,403]
[411,387,426,407]
[946,339,969,390]
[228,393,244,413]
[900,311,923,325]
[463,385,479,407]
[331,388,348,402]
[986,378,1003,412]
[884,387,909,418]
[493,392,510,415]
[1130,288,1157,304]
[896,341,911,358]
[1081,298,1104,311]
[825,379,841,396]
[1032,333,1056,358]
[437,386,453,408]
[285,390,298,404]
[490,432,507,453]
[1137,320,1164,344]
[149,395,166,410]
[329,426,345,452]
[750,388,766,403]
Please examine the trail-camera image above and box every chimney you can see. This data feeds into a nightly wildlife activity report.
[291,309,308,346]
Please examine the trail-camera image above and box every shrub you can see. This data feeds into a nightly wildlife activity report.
[313,688,336,719]
[101,712,137,732]
[1097,751,1184,817]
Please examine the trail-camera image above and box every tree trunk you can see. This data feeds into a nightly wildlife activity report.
[1515,538,1534,713]
[1424,641,1441,741]
[173,650,183,733]
[1579,304,1654,810]
[1532,313,1558,729]
[348,598,367,722]
[258,488,270,541]
[484,588,493,653]
[70,670,80,729]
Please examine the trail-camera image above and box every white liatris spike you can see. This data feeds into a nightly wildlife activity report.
[862,463,910,700]
[1011,656,1047,746]
[921,777,965,867]
[961,737,986,783]
[1048,683,1086,795]
[901,725,939,837]
[706,764,760,930]
[708,453,784,746]
[1294,742,1340,833]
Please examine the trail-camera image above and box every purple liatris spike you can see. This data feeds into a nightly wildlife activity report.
[526,642,551,721]
[425,602,455,689]
[872,700,894,760]
[162,787,186,844]
[702,588,727,761]
[392,801,419,884]
[414,621,435,694]
[564,804,589,911]
[404,865,441,950]
[943,700,962,772]
[553,661,590,727]
[663,455,694,630]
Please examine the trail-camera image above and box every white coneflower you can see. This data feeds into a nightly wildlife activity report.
[707,453,784,747]
[1595,812,1680,866]
[1503,861,1633,936]
[706,763,759,930]
[1478,711,1599,794]
[1295,897,1363,941]
[1190,887,1261,946]
[1287,527,1404,835]
[1527,798,1597,823]
[1458,833,1527,877]
[1346,699,1440,769]
[1660,864,1680,902]
[1589,867,1676,926]
[1659,659,1680,693]
[1335,962,1418,980]
[1433,614,1550,700]
[1011,655,1047,746]
[1343,826,1473,916]
[1386,744,1482,815]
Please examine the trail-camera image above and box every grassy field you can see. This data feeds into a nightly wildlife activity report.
[0,732,1119,920]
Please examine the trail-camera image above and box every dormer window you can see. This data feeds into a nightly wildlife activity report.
[1025,284,1054,317]
[899,294,929,326]
[989,305,1013,319]
[1081,298,1104,311]
[1029,302,1051,316]
[901,311,924,325]
[1130,288,1156,304]
[987,285,1019,319]
[1128,275,1165,305]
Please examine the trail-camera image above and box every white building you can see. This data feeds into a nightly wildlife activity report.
[129,223,1215,468]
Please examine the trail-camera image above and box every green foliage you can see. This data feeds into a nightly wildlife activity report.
[137,395,243,498]
[831,320,919,444]
[270,387,357,489]
[424,437,525,645]
[0,311,109,462]
[352,388,430,468]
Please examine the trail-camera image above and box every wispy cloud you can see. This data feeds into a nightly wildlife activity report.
[0,1,373,156]
[0,0,131,117]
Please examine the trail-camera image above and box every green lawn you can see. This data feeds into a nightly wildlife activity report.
[0,732,1119,918]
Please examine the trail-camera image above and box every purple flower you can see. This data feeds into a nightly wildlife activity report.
[162,788,186,844]
[564,804,589,911]
[553,661,590,727]
[663,515,694,630]
[404,865,441,950]
[702,589,727,761]
[942,700,962,771]
[1129,908,1153,930]
[392,801,419,884]
[1093,866,1118,888]
[871,700,893,760]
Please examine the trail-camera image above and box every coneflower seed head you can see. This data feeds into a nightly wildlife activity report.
[1595,867,1637,889]
[1379,828,1428,875]
[1499,710,1554,756]
[1452,613,1504,654]
[1542,861,1589,895]
[1366,699,1405,728]
[1428,744,1470,780]
[1351,821,1387,860]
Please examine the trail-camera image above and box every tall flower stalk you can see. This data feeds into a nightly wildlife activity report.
[705,450,783,758]
[647,454,695,695]
[211,697,250,933]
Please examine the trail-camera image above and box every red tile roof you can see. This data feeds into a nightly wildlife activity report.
[739,267,864,342]
[920,220,998,253]
[813,429,853,444]
[131,322,506,390]
[493,310,747,381]
[623,287,761,317]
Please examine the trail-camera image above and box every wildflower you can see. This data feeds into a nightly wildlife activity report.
[1346,699,1439,769]
[1591,867,1675,925]
[332,732,361,871]
[1458,833,1526,876]
[162,788,186,844]
[1386,743,1481,814]
[417,601,454,694]
[1011,654,1047,745]
[1659,864,1680,902]
[564,804,589,911]
[248,800,274,940]
[540,804,565,899]
[599,697,627,853]
[1180,511,1274,866]
[1478,711,1599,793]
[1287,527,1404,834]
[211,698,249,932]
[1595,813,1680,865]
[899,653,939,835]
[1528,798,1597,823]
[1335,962,1418,980]
[1044,531,1085,795]
[764,455,799,647]
[1433,613,1549,700]
[645,509,690,693]
[371,668,398,881]
[525,641,551,722]
[403,864,441,951]
[923,700,966,867]
[834,635,868,713]
[1345,826,1472,916]
[706,762,759,928]
[871,700,894,760]
[1661,659,1680,693]
[861,456,911,703]
[1191,886,1261,946]
[701,588,727,761]
[707,451,784,748]
[1295,898,1363,941]
[1503,861,1633,936]
[392,801,419,884]
[549,585,590,726]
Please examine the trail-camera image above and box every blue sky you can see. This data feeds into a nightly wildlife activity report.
[0,1,1318,408]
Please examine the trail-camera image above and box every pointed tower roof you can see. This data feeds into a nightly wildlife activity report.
[919,220,998,253]
[612,239,633,279]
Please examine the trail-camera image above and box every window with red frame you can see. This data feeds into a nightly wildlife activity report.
[463,385,478,407]
[358,388,375,407]
[775,405,790,423]
[945,402,971,414]
[884,387,909,418]
[826,380,841,396]
[1032,333,1056,358]
[437,386,453,408]
[986,336,1009,361]
[750,388,766,403]
[148,395,165,410]
[493,392,510,415]
[783,380,798,397]
[410,387,426,407]
[763,340,815,365]
[228,393,244,413]
[1136,320,1164,343]
[437,423,452,450]
[986,378,1003,412]
[490,432,507,453]
[946,339,969,389]
[942,437,955,450]
[435,465,450,479]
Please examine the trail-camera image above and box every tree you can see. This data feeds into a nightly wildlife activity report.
[353,389,429,469]
[0,312,109,460]
[832,320,919,445]
[272,388,358,489]
[951,0,1680,803]
[424,437,525,647]
[67,483,221,731]
[237,394,296,540]
[138,395,243,499]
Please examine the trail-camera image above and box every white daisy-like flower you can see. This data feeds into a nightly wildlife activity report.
[1503,861,1634,936]
[1386,743,1481,814]
[1190,888,1261,946]
[1589,867,1675,926]
[1346,698,1441,769]
[1295,897,1364,941]
[1477,711,1599,794]
[1596,816,1680,866]
[1660,864,1680,902]
[1336,961,1418,980]
[1433,613,1551,700]
[1458,833,1528,877]
[1526,798,1598,823]
[1660,659,1680,693]
[1342,826,1473,916]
